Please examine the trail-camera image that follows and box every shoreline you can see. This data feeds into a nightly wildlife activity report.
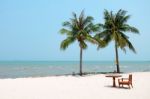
[1,71,150,79]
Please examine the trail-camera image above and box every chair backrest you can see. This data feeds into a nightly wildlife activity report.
[129,74,132,82]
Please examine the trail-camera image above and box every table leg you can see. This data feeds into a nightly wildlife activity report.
[113,77,116,87]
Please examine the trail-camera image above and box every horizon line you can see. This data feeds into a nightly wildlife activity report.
[0,60,149,62]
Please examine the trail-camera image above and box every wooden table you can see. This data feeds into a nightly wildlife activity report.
[105,74,122,87]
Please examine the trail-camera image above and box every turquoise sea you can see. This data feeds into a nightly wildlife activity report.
[0,61,150,78]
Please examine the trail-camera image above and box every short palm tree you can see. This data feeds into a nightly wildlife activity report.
[95,9,139,73]
[60,11,102,76]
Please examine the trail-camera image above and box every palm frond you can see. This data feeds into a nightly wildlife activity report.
[122,24,139,33]
[60,37,75,50]
[79,10,84,24]
[121,15,130,24]
[119,32,136,53]
[90,23,101,32]
[79,41,87,49]
[126,39,136,53]
[85,34,98,44]
[60,28,72,36]
[83,16,94,27]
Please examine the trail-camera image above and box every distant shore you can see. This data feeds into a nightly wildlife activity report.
[0,72,150,99]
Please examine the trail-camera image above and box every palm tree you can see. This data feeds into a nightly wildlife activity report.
[60,11,102,76]
[95,9,139,73]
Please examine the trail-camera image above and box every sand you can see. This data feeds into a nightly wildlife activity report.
[0,72,150,99]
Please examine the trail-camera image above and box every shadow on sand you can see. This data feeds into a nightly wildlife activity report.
[104,85,131,90]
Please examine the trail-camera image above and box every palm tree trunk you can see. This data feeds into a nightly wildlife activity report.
[115,41,120,73]
[80,46,83,76]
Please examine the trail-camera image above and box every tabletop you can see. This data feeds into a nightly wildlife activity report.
[105,74,122,78]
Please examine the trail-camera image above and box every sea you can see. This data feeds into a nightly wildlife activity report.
[0,61,150,79]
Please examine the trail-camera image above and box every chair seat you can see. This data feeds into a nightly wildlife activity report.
[119,81,130,84]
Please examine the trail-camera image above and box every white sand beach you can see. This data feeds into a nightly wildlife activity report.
[0,72,150,99]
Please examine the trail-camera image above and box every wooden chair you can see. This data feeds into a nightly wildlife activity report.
[118,74,133,88]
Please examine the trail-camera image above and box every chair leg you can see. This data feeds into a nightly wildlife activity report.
[131,83,133,88]
[128,84,130,89]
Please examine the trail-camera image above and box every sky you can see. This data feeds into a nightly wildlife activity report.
[0,0,150,61]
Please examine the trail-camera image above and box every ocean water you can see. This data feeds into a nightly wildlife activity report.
[0,61,150,78]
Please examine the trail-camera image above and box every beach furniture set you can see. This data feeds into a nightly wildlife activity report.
[106,74,133,88]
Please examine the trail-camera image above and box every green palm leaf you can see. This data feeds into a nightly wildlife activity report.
[60,37,75,50]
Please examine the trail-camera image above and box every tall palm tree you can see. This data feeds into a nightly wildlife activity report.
[60,11,102,76]
[95,9,139,73]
